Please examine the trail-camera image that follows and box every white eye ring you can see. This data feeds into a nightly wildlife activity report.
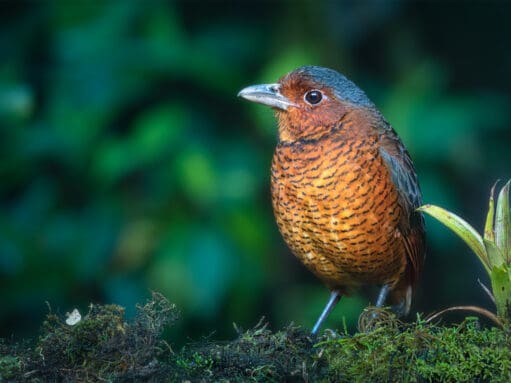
[304,89,323,105]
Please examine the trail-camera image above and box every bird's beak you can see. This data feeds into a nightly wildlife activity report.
[237,83,295,110]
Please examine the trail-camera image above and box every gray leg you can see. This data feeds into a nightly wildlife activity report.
[311,290,342,336]
[376,284,391,308]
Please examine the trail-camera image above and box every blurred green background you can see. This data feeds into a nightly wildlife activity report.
[1,1,510,343]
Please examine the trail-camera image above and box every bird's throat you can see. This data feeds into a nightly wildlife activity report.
[276,111,341,145]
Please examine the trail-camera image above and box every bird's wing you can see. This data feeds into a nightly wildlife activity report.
[378,125,425,285]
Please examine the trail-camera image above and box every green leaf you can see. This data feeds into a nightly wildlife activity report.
[484,182,497,242]
[490,264,511,322]
[484,239,504,268]
[418,204,490,274]
[495,181,510,263]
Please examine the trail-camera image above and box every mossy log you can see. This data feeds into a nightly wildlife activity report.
[1,293,511,382]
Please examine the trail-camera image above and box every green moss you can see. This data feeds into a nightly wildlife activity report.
[171,312,511,382]
[0,355,22,381]
[320,316,511,383]
[171,319,320,382]
[1,297,511,382]
[0,292,178,382]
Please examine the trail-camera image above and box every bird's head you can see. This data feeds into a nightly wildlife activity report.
[238,66,375,143]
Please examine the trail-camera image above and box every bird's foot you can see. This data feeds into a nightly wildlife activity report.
[358,306,399,332]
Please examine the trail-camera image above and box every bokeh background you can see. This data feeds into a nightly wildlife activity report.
[1,1,510,343]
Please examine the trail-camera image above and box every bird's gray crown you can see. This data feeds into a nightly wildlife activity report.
[295,66,374,108]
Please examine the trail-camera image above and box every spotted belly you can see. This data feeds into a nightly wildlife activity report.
[271,136,407,290]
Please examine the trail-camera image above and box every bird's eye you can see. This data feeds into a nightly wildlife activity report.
[304,90,323,105]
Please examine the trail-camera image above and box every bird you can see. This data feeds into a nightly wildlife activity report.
[238,66,425,336]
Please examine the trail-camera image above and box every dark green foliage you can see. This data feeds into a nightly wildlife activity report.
[2,1,511,342]
[2,296,511,382]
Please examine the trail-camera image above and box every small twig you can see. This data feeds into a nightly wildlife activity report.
[23,370,38,378]
[161,339,174,355]
[477,279,496,305]
[254,316,267,329]
[425,305,503,328]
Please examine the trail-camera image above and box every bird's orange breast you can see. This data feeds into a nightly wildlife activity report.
[271,128,408,291]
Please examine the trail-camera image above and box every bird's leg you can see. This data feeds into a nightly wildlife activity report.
[311,290,342,336]
[368,284,392,321]
[375,284,391,308]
